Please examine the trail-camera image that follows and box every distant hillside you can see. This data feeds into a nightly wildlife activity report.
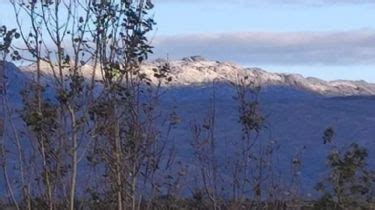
[2,58,375,196]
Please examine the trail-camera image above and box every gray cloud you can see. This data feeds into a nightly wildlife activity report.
[152,30,375,65]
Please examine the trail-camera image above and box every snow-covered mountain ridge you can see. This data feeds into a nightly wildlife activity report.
[145,57,375,96]
[11,56,375,96]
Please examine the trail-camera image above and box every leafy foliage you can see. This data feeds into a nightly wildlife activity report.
[315,143,375,210]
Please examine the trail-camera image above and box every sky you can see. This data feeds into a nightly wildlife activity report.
[150,0,375,82]
[1,0,375,81]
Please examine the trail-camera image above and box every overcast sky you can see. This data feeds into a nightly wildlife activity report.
[1,0,375,81]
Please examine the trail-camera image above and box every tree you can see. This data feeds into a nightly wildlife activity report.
[0,25,22,210]
[315,142,375,210]
[10,0,164,209]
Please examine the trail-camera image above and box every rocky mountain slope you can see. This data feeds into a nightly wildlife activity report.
[14,56,375,96]
[144,56,375,96]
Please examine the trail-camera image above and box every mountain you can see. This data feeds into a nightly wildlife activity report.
[2,58,375,197]
[14,56,375,96]
[144,56,375,96]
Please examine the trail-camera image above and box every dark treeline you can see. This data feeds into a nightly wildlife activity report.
[0,0,374,209]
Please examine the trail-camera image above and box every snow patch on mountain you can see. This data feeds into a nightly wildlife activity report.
[145,57,375,96]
